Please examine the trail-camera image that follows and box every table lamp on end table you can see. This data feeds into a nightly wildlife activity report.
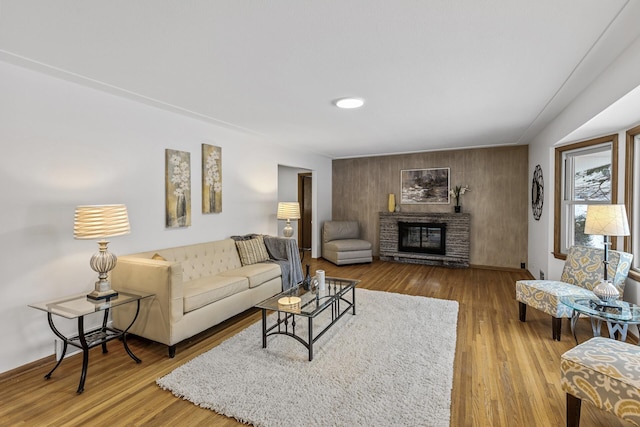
[277,202,300,238]
[74,204,130,300]
[584,204,630,302]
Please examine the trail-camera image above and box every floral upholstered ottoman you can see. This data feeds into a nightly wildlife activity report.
[561,337,640,426]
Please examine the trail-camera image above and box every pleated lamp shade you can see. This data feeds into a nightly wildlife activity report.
[74,204,131,239]
[276,202,301,220]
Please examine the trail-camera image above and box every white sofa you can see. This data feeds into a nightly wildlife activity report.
[111,236,296,357]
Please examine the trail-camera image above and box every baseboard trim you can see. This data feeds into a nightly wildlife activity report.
[0,354,55,382]
[469,264,533,275]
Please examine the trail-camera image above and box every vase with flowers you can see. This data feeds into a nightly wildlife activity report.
[449,185,470,213]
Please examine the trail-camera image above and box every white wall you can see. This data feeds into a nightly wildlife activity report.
[0,60,332,373]
[528,35,640,305]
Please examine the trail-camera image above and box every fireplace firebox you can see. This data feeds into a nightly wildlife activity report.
[398,222,446,255]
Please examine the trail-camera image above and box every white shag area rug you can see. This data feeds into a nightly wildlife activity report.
[157,289,459,427]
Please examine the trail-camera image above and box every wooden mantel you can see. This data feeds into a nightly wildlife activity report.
[379,212,470,268]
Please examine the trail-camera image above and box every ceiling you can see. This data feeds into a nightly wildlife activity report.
[1,1,640,159]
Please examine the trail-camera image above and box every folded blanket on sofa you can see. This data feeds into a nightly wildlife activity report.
[264,236,303,290]
[231,234,303,290]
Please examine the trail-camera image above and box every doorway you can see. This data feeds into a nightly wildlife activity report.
[298,172,312,252]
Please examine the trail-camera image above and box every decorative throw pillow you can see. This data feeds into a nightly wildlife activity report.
[235,235,270,266]
[152,253,167,261]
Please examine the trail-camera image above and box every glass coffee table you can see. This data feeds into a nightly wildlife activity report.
[255,276,359,361]
[560,296,640,344]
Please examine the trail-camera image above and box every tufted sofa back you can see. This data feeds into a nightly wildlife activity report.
[131,239,243,282]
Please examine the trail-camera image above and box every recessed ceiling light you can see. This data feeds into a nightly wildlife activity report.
[334,97,365,109]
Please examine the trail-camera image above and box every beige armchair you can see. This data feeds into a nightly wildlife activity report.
[322,221,372,265]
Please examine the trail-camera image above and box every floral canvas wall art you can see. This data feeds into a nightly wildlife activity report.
[166,149,191,227]
[202,144,222,213]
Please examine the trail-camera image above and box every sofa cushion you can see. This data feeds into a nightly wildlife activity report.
[324,239,372,252]
[515,279,595,318]
[235,235,270,266]
[183,275,249,313]
[219,262,281,288]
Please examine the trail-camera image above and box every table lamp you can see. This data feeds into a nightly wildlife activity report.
[584,204,630,302]
[277,202,300,238]
[74,204,131,300]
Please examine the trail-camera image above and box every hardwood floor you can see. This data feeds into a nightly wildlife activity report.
[1,259,633,426]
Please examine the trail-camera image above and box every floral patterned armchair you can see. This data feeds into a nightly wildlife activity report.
[515,245,633,341]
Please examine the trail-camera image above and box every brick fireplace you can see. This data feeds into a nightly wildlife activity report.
[379,212,470,267]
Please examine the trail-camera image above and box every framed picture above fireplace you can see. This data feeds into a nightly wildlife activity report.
[400,168,450,204]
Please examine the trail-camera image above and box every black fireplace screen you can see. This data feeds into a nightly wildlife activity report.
[398,222,446,255]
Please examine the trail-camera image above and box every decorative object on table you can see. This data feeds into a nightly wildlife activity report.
[387,193,395,212]
[316,269,326,291]
[531,165,543,220]
[588,299,622,311]
[277,202,300,237]
[584,204,631,302]
[277,295,301,313]
[302,264,311,291]
[277,296,301,306]
[449,185,470,213]
[400,168,450,204]
[165,149,191,228]
[74,204,130,300]
[202,144,222,214]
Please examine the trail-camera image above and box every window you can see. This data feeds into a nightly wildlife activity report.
[625,125,640,280]
[554,135,618,259]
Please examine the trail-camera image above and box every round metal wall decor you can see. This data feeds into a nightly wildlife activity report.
[531,165,544,220]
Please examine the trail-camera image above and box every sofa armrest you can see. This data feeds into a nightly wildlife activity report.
[111,256,184,324]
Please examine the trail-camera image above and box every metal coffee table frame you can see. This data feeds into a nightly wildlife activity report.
[255,277,358,361]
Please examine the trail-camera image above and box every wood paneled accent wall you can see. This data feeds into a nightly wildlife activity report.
[331,145,528,269]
